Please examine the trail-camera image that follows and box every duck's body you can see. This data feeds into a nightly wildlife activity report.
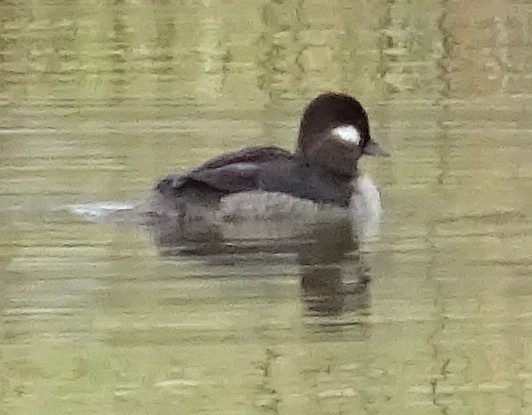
[148,93,388,239]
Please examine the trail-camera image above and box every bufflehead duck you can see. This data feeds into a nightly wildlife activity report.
[149,93,388,235]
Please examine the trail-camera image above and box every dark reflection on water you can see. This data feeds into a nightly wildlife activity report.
[147,214,372,321]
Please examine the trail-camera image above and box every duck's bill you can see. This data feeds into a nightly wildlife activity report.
[364,140,390,157]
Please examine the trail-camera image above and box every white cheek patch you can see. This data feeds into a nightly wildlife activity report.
[332,125,361,145]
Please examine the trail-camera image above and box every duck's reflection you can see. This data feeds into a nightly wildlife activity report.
[297,220,371,317]
[146,213,372,321]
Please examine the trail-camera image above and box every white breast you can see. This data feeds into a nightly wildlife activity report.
[349,174,382,238]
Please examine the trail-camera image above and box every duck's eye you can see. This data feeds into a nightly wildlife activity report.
[331,125,361,145]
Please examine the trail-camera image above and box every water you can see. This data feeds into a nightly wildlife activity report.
[1,0,532,414]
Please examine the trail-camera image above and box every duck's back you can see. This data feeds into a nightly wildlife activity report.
[155,146,291,197]
[150,146,293,219]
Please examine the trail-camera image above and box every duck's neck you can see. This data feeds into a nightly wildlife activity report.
[294,149,359,180]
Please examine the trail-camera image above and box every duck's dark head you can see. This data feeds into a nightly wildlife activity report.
[296,92,388,177]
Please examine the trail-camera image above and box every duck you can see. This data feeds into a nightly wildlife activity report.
[148,92,388,240]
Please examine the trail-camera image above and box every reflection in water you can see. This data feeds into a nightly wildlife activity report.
[147,213,372,320]
[298,221,371,319]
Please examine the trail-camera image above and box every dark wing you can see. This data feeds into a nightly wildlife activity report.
[198,146,292,169]
[186,162,262,192]
[155,146,292,196]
